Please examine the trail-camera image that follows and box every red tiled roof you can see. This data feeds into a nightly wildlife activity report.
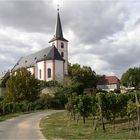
[98,76,120,85]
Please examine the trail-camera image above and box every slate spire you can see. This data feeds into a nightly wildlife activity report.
[49,8,68,43]
[55,9,63,38]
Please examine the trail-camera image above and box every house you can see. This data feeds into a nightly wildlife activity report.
[11,9,68,82]
[97,76,120,92]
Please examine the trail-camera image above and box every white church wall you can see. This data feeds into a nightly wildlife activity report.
[50,40,68,75]
[26,60,63,82]
[37,61,44,81]
[55,60,63,81]
[57,41,68,75]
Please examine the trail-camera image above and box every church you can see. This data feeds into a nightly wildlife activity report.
[12,10,68,82]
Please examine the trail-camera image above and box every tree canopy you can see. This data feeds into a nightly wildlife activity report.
[121,67,140,89]
[68,64,97,93]
[5,68,40,102]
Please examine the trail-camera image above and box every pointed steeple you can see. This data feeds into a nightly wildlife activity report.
[49,9,68,43]
[55,11,63,39]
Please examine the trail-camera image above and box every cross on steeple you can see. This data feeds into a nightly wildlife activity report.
[57,4,59,12]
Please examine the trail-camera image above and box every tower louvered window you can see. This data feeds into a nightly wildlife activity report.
[61,42,64,48]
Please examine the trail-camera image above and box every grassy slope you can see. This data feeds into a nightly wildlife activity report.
[40,111,140,139]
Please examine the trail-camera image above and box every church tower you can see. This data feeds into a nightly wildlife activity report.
[49,9,68,75]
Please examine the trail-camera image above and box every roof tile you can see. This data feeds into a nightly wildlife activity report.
[98,76,120,85]
[12,46,63,71]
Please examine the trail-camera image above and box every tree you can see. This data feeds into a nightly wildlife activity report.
[5,68,40,102]
[91,94,98,131]
[68,64,97,93]
[65,93,79,120]
[77,95,92,124]
[106,93,120,130]
[127,99,137,138]
[96,93,107,132]
[121,67,140,89]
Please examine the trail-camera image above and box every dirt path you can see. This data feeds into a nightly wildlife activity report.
[0,110,60,140]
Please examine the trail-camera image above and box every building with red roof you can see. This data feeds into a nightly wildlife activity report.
[97,75,120,92]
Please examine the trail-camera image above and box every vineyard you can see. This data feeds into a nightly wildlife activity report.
[65,92,140,137]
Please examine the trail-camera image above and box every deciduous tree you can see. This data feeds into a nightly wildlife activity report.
[5,68,40,102]
[68,64,97,93]
[121,67,140,89]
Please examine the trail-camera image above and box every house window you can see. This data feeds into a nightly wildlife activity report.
[39,69,42,79]
[61,52,64,57]
[48,68,51,78]
[61,42,64,48]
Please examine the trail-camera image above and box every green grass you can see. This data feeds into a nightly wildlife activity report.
[40,111,140,139]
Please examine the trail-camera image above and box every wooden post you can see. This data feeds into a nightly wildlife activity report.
[135,92,140,130]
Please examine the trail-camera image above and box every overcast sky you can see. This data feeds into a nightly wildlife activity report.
[0,0,140,77]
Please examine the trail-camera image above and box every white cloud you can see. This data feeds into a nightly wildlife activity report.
[0,27,50,72]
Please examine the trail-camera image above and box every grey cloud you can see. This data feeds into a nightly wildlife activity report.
[0,0,55,33]
[0,0,140,77]
[135,18,140,26]
[62,1,128,44]
[105,45,140,68]
[0,29,50,72]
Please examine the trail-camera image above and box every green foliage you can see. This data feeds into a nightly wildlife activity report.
[0,101,32,115]
[121,67,140,89]
[39,80,62,89]
[40,111,140,139]
[68,64,97,93]
[127,99,137,118]
[36,94,53,109]
[5,68,40,102]
[66,91,140,133]
[0,93,65,115]
[77,95,92,123]
[117,94,129,117]
[65,93,79,120]
[54,89,68,109]
[0,81,4,88]
[91,94,98,117]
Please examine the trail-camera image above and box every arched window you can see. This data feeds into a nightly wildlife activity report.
[48,68,51,78]
[61,52,64,57]
[61,42,64,48]
[39,69,42,79]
